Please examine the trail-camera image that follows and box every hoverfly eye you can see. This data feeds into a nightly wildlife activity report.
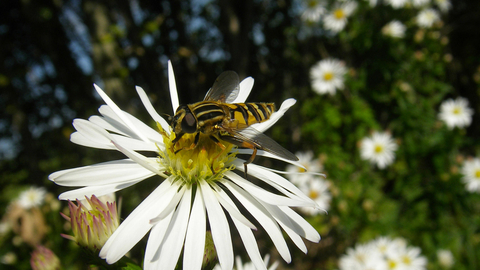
[181,113,197,133]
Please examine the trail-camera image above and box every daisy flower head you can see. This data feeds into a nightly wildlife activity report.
[298,177,331,214]
[416,8,441,28]
[438,97,473,129]
[214,255,279,270]
[359,131,398,169]
[322,1,358,33]
[437,249,454,268]
[17,187,47,210]
[385,0,409,9]
[49,61,321,270]
[461,158,480,193]
[286,150,323,187]
[434,0,452,13]
[412,0,430,8]
[382,20,407,38]
[301,0,326,23]
[310,58,347,95]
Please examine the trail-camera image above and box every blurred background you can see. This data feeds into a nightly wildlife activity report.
[1,0,480,269]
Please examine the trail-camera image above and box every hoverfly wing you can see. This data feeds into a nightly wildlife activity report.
[204,71,240,103]
[228,127,299,161]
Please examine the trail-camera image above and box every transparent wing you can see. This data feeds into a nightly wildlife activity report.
[222,126,298,161]
[204,71,240,103]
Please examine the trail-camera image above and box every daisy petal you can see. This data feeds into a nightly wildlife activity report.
[168,60,180,112]
[94,84,150,143]
[183,188,206,270]
[224,181,292,263]
[251,98,296,132]
[135,86,171,132]
[100,179,177,263]
[144,211,174,270]
[57,181,139,200]
[232,77,254,103]
[50,159,155,187]
[152,186,191,270]
[201,181,234,270]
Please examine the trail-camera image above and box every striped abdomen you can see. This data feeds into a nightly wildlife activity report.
[226,102,275,127]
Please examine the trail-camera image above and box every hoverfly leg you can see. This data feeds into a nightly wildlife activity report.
[209,135,228,174]
[243,147,257,180]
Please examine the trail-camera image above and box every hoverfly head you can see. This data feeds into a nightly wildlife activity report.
[173,105,197,134]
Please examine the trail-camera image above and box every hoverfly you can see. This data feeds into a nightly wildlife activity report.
[170,71,298,175]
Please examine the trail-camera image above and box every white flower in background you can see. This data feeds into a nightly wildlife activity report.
[339,237,427,270]
[310,58,347,95]
[298,177,331,214]
[365,0,378,7]
[16,187,47,209]
[412,0,430,7]
[461,158,480,193]
[360,132,398,169]
[49,61,321,270]
[437,249,454,268]
[339,243,386,270]
[438,97,473,129]
[301,0,326,23]
[385,0,409,9]
[214,255,279,270]
[382,20,407,38]
[323,1,357,33]
[434,0,452,12]
[416,8,440,28]
[286,150,323,187]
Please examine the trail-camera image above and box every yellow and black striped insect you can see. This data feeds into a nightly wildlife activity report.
[170,71,298,174]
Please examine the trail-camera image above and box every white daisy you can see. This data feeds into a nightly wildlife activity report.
[286,150,323,187]
[396,246,428,270]
[461,158,480,193]
[382,20,407,38]
[49,61,321,270]
[385,0,409,9]
[365,0,379,7]
[298,177,331,214]
[214,255,279,270]
[301,0,326,23]
[339,237,427,270]
[310,58,347,95]
[438,97,473,129]
[323,1,357,33]
[416,9,440,28]
[437,249,454,268]
[16,187,47,209]
[434,0,452,13]
[339,243,386,270]
[360,132,398,169]
[412,0,430,7]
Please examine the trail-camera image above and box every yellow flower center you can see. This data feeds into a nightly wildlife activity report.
[307,0,318,8]
[309,190,319,199]
[402,255,412,265]
[374,144,384,153]
[475,170,480,179]
[333,9,345,20]
[323,71,334,81]
[387,259,397,269]
[452,107,461,115]
[156,123,236,186]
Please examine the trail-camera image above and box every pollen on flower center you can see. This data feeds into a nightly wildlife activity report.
[334,9,345,19]
[374,144,384,153]
[323,72,334,81]
[156,123,236,186]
